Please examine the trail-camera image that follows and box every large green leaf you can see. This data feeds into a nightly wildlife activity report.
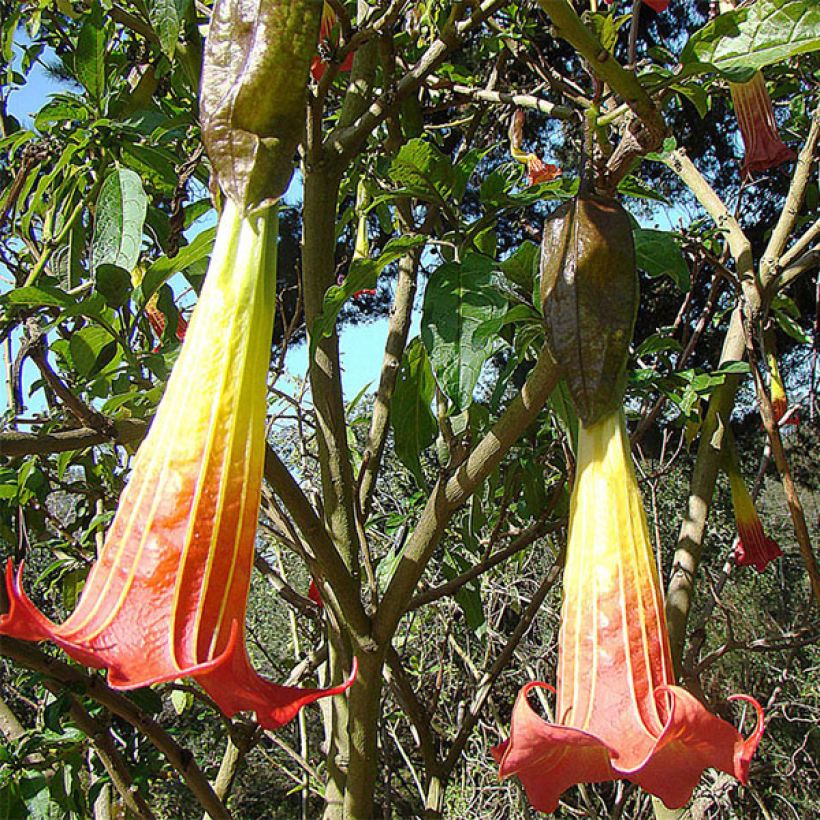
[3,284,74,308]
[421,253,507,412]
[390,337,437,485]
[69,325,116,379]
[680,0,820,80]
[92,169,148,275]
[147,0,190,58]
[310,234,427,359]
[75,2,106,101]
[633,228,690,290]
[389,139,455,204]
[137,225,217,306]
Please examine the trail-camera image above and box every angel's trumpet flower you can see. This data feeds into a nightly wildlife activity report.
[311,1,354,82]
[508,110,561,186]
[727,467,783,573]
[131,265,188,346]
[494,410,763,812]
[1,200,354,729]
[730,71,795,178]
[766,351,796,427]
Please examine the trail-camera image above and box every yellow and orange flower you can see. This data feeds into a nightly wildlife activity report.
[766,351,797,427]
[727,468,783,573]
[730,71,795,178]
[508,110,561,187]
[311,1,354,82]
[1,200,353,729]
[494,411,763,812]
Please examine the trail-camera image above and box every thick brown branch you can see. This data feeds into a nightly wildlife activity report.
[0,418,148,457]
[373,346,559,645]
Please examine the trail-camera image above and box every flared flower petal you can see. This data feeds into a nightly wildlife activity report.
[496,411,763,810]
[727,470,783,573]
[730,72,795,177]
[0,200,354,729]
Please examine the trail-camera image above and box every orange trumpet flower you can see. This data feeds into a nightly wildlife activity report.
[727,468,783,573]
[494,411,763,812]
[1,200,354,729]
[730,71,795,178]
[311,1,354,82]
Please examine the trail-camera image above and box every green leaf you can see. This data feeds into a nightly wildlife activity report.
[389,139,455,204]
[75,2,106,101]
[773,309,811,344]
[680,0,820,81]
[95,264,132,308]
[147,0,190,58]
[499,241,539,290]
[583,11,624,54]
[633,228,690,290]
[69,325,115,378]
[3,284,74,308]
[618,175,671,204]
[421,253,507,412]
[170,689,194,715]
[34,95,90,130]
[390,337,437,486]
[120,142,179,195]
[92,169,148,275]
[310,234,427,359]
[452,145,493,203]
[138,226,217,306]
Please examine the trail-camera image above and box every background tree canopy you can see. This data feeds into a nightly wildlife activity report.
[0,0,818,818]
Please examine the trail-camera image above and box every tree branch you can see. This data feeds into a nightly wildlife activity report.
[373,346,559,645]
[761,105,820,286]
[325,0,508,164]
[0,638,230,820]
[0,418,148,457]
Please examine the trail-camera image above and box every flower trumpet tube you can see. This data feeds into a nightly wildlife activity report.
[1,200,354,730]
[494,410,764,812]
[766,351,796,426]
[727,467,783,573]
[730,71,795,177]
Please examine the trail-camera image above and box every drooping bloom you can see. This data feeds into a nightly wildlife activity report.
[494,411,763,812]
[727,467,783,573]
[730,71,795,178]
[131,266,188,346]
[766,351,797,427]
[508,110,561,187]
[311,2,354,82]
[1,200,354,730]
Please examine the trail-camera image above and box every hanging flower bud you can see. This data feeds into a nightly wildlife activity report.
[727,467,783,573]
[766,351,797,427]
[540,195,638,425]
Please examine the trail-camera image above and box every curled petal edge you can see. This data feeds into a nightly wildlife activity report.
[493,680,764,813]
[1,561,357,731]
